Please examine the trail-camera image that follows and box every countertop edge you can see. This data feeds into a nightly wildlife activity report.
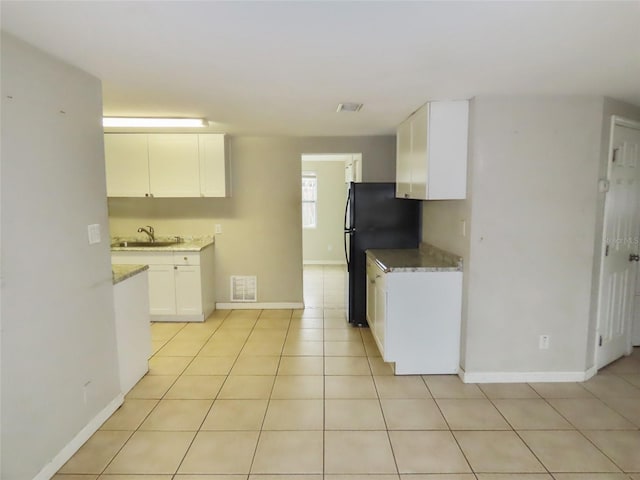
[112,264,149,285]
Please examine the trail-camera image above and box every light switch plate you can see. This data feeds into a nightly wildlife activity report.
[88,224,101,245]
[215,224,222,234]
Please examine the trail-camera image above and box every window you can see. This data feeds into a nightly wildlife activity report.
[302,173,317,229]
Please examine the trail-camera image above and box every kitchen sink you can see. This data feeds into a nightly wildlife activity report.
[112,241,179,248]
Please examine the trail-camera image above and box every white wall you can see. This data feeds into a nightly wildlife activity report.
[108,136,395,304]
[302,159,347,264]
[1,34,121,479]
[464,96,604,377]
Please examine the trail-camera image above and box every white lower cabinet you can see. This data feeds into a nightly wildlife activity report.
[112,246,215,322]
[366,256,462,375]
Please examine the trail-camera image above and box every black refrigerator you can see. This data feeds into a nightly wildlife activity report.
[344,182,420,326]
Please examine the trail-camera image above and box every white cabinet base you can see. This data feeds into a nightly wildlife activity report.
[113,271,151,394]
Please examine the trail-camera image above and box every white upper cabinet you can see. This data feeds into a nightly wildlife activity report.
[199,134,230,197]
[395,100,468,200]
[104,133,229,198]
[104,134,151,197]
[148,134,201,197]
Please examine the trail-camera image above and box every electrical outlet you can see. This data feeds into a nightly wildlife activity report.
[215,224,222,234]
[87,224,101,244]
[539,335,550,350]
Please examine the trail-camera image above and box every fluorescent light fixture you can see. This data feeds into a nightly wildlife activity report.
[102,117,207,128]
[336,103,363,113]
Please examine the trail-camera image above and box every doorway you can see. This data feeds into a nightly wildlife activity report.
[595,116,640,370]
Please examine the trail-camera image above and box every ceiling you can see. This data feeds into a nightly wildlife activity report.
[2,1,639,136]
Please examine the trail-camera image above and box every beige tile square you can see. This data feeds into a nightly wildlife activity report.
[582,374,640,397]
[364,341,383,357]
[148,356,192,375]
[248,329,288,342]
[164,375,225,399]
[437,398,510,430]
[327,476,399,480]
[389,431,471,474]
[583,430,640,472]
[178,431,259,474]
[278,356,324,375]
[52,475,99,480]
[271,375,324,399]
[251,431,323,474]
[263,399,324,430]
[254,317,291,329]
[551,474,631,480]
[151,322,185,341]
[324,341,366,356]
[58,431,132,474]
[368,356,394,376]
[290,318,324,329]
[381,399,448,430]
[548,398,636,430]
[528,382,594,399]
[324,315,348,326]
[325,375,377,399]
[292,307,324,319]
[325,431,397,474]
[493,399,573,430]
[602,395,640,426]
[226,310,261,320]
[240,340,285,356]
[600,354,640,374]
[325,356,371,375]
[198,339,244,357]
[96,475,173,479]
[287,328,324,341]
[479,383,540,399]
[258,309,293,319]
[283,340,324,356]
[101,399,159,430]
[210,328,252,341]
[126,376,177,399]
[400,474,476,479]
[324,328,362,341]
[519,430,621,473]
[139,399,212,431]
[183,356,235,375]
[374,376,431,399]
[201,399,268,430]
[155,339,206,357]
[230,356,280,375]
[475,475,553,479]
[217,375,275,399]
[325,399,386,430]
[422,375,486,398]
[454,431,546,473]
[621,373,640,388]
[104,431,195,474]
[151,340,168,355]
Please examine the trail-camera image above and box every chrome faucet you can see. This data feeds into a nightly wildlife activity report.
[137,225,155,242]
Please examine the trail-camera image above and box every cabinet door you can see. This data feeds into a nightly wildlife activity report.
[374,277,387,356]
[395,119,412,199]
[175,265,203,315]
[147,264,176,315]
[148,134,201,197]
[409,105,429,199]
[199,134,228,197]
[104,134,150,197]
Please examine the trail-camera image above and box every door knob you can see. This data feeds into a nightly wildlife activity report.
[629,254,640,262]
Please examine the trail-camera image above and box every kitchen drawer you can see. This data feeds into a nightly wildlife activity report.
[111,251,174,265]
[173,252,200,266]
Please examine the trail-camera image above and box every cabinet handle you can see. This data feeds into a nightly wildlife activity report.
[184,257,188,261]
[174,266,178,270]
[404,193,409,198]
[145,193,149,197]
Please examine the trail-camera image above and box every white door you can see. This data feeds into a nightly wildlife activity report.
[175,265,203,315]
[596,118,640,368]
[147,264,177,315]
[148,134,201,197]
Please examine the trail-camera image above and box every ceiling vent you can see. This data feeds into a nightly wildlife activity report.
[336,103,363,113]
[230,275,257,302]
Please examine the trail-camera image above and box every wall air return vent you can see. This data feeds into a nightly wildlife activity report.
[230,275,257,302]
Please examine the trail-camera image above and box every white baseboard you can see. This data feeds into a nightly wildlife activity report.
[303,260,346,265]
[216,302,305,310]
[459,368,596,384]
[33,394,124,480]
[151,314,204,322]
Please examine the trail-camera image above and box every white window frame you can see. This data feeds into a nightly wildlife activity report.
[302,172,317,229]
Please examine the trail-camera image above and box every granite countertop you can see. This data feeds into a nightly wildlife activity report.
[112,264,149,285]
[366,243,463,273]
[110,236,214,252]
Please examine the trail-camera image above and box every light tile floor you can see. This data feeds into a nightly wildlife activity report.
[55,265,640,479]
